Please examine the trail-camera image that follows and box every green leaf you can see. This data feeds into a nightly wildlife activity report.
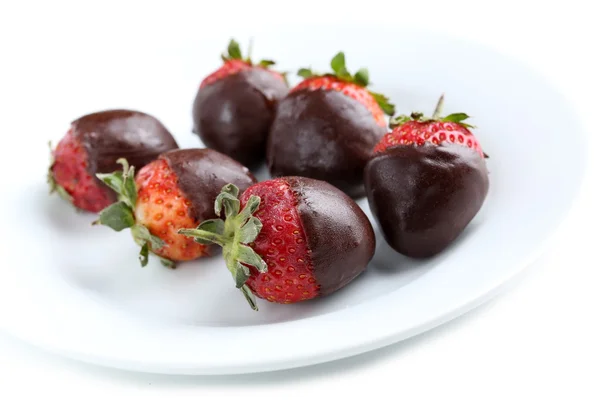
[238,261,250,277]
[410,112,424,120]
[139,242,149,267]
[297,68,314,79]
[239,216,262,244]
[370,91,396,116]
[229,260,250,288]
[259,59,276,67]
[96,170,123,194]
[197,219,225,235]
[227,39,243,60]
[214,184,241,218]
[215,192,240,219]
[442,113,470,123]
[120,159,137,206]
[190,219,225,245]
[330,52,350,79]
[159,257,176,269]
[237,245,267,273]
[96,158,137,208]
[132,224,164,250]
[94,202,135,232]
[442,113,476,128]
[354,68,369,86]
[237,195,260,222]
[53,184,74,203]
[389,115,413,128]
[222,183,240,198]
[240,284,259,311]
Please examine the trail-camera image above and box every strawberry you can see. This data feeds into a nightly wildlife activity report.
[374,94,485,157]
[192,39,289,169]
[266,52,395,198]
[179,177,375,310]
[48,110,179,213]
[364,96,490,258]
[93,148,256,267]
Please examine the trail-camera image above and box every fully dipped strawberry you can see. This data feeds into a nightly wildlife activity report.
[192,39,289,169]
[179,177,375,310]
[48,109,179,213]
[266,52,395,198]
[93,148,256,268]
[365,95,489,258]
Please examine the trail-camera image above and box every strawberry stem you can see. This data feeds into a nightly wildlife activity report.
[390,94,476,131]
[431,93,445,120]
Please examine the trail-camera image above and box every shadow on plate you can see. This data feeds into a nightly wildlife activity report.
[29,181,99,235]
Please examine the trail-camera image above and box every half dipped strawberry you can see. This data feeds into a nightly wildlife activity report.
[365,95,489,258]
[179,177,375,310]
[48,109,179,213]
[266,52,395,198]
[192,39,289,169]
[93,148,256,268]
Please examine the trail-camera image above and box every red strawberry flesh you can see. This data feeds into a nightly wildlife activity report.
[200,59,284,89]
[51,130,114,212]
[240,179,319,303]
[374,120,484,157]
[292,76,386,127]
[135,159,210,261]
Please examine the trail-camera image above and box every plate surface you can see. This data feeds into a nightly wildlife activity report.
[0,25,587,375]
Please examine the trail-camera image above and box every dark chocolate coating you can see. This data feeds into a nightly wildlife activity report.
[364,143,489,258]
[161,148,257,222]
[192,68,288,169]
[287,176,376,296]
[267,89,386,198]
[72,109,179,176]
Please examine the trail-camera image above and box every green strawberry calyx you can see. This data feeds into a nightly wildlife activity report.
[221,38,271,67]
[389,94,476,130]
[92,158,175,269]
[178,184,267,311]
[221,38,287,80]
[47,141,74,205]
[297,51,396,116]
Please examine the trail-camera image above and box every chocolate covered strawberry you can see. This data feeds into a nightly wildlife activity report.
[94,148,256,267]
[365,95,489,258]
[179,177,375,310]
[192,39,289,169]
[266,52,395,198]
[48,109,179,213]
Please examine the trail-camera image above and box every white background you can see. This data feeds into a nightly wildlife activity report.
[1,0,599,398]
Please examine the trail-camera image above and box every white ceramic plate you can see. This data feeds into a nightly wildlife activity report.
[0,25,587,375]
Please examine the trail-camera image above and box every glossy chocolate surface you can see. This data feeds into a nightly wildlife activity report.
[72,109,179,176]
[161,148,257,222]
[192,68,288,169]
[288,177,376,296]
[364,143,489,258]
[267,89,386,198]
